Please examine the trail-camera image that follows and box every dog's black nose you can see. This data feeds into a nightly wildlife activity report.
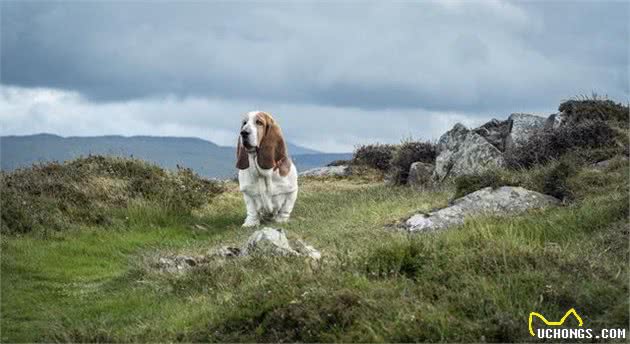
[240,130,249,137]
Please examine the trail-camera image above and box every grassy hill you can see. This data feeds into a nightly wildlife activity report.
[0,134,352,178]
[1,156,627,342]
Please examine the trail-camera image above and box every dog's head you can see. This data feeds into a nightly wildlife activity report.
[236,111,289,174]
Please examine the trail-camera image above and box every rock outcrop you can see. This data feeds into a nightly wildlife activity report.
[504,113,547,151]
[405,186,560,232]
[432,113,552,182]
[433,124,505,182]
[299,165,350,177]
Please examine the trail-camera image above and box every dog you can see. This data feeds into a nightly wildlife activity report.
[236,111,298,227]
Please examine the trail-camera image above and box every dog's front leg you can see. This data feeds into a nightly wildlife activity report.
[257,171,275,215]
[242,193,260,227]
[274,189,297,223]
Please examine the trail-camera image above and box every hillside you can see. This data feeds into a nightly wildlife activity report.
[1,158,627,342]
[0,134,352,178]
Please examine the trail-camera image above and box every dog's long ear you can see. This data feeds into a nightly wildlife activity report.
[258,113,289,175]
[236,136,249,170]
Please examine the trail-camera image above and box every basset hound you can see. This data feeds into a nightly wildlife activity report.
[236,111,298,227]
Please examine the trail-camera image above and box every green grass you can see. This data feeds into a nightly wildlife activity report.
[2,162,628,342]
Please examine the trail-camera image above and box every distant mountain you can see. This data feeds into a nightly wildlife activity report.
[0,134,352,178]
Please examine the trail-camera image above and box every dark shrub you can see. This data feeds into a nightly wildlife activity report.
[389,141,437,185]
[539,158,577,200]
[559,98,629,126]
[326,159,352,167]
[0,156,224,234]
[352,143,397,171]
[505,120,619,169]
[208,289,362,342]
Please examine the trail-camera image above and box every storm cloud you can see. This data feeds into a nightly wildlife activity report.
[1,1,628,151]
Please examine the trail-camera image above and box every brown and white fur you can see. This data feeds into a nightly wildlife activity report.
[236,111,298,227]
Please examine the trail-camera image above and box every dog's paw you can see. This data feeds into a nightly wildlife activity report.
[273,215,290,224]
[242,217,260,227]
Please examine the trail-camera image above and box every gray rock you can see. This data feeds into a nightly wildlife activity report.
[299,165,350,177]
[242,227,298,256]
[155,229,321,273]
[505,113,546,151]
[408,162,434,188]
[210,246,242,258]
[544,112,566,130]
[433,128,505,182]
[591,156,628,170]
[436,123,469,154]
[157,255,203,273]
[473,118,511,152]
[383,169,397,186]
[405,186,560,232]
[292,239,322,260]
[243,228,322,260]
[242,228,322,260]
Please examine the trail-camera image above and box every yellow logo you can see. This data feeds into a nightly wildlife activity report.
[528,308,584,336]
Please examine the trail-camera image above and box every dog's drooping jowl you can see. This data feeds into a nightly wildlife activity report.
[236,111,298,227]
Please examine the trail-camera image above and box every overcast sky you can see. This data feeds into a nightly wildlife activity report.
[1,1,628,152]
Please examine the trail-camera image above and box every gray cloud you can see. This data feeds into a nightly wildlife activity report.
[2,1,627,113]
[0,1,628,152]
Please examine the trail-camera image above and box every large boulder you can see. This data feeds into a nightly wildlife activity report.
[408,162,434,188]
[299,165,350,177]
[505,113,547,151]
[405,186,560,232]
[433,124,505,182]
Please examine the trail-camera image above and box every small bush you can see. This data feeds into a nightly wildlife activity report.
[559,97,629,126]
[208,288,362,342]
[505,120,620,169]
[389,140,437,185]
[352,143,397,171]
[538,158,577,200]
[0,156,224,234]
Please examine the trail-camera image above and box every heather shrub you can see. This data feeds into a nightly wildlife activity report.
[454,156,581,200]
[389,140,437,185]
[559,97,629,126]
[352,144,397,171]
[0,155,224,234]
[505,120,620,169]
[538,158,578,200]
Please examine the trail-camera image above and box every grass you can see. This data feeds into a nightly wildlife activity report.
[1,160,628,342]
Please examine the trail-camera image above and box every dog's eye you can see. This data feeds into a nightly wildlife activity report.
[242,121,246,126]
[256,120,263,126]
